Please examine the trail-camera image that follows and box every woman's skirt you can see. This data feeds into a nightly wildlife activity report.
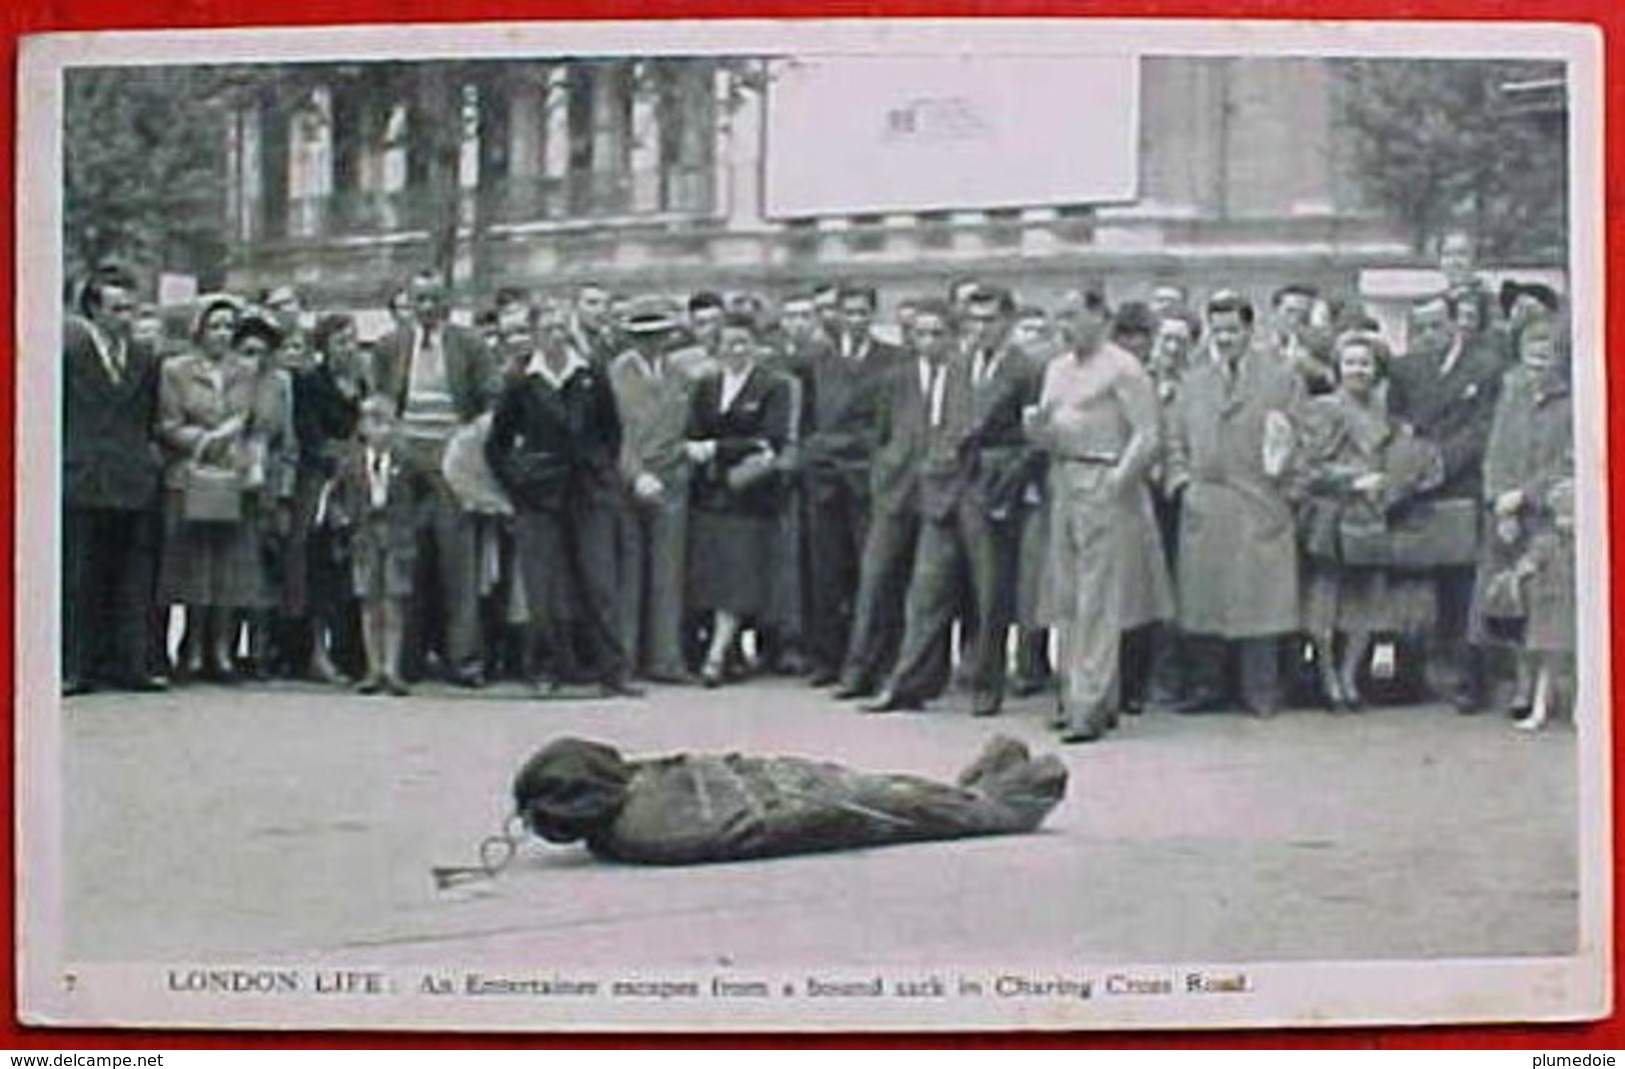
[687,508,777,618]
[158,490,273,609]
[1302,562,1438,636]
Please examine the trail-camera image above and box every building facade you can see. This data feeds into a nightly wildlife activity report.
[223,56,1413,317]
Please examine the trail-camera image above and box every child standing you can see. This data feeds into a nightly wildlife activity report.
[326,395,424,696]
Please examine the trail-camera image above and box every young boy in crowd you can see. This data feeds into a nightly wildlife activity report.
[325,395,425,696]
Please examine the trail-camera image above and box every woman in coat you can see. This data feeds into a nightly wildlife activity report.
[1481,314,1575,730]
[1297,331,1442,710]
[157,302,285,681]
[290,312,367,682]
[682,314,793,687]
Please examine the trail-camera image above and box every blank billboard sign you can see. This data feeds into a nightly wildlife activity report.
[763,54,1140,218]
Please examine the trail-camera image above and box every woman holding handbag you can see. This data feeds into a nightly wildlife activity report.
[682,313,793,687]
[1297,331,1442,711]
[157,300,280,681]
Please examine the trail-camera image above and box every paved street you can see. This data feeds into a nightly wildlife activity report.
[61,677,1578,969]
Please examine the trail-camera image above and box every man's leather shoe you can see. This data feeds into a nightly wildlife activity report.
[449,667,486,689]
[861,691,921,714]
[1060,707,1111,743]
[120,674,171,693]
[807,670,839,688]
[599,678,646,699]
[644,668,697,686]
[971,695,1002,718]
[1010,674,1055,698]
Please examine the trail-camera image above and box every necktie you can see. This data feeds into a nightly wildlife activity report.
[928,363,946,428]
[370,452,388,508]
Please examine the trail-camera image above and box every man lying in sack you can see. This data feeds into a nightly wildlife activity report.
[510,735,1067,865]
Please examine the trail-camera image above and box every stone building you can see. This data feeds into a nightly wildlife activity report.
[223,56,1413,319]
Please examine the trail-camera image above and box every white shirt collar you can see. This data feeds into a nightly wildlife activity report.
[719,364,753,410]
[1439,335,1465,377]
[528,347,590,389]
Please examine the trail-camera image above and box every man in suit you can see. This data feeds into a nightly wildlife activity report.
[832,300,955,700]
[1388,291,1506,711]
[791,288,905,687]
[831,284,906,367]
[62,263,167,694]
[863,287,1036,717]
[609,297,699,684]
[371,271,500,687]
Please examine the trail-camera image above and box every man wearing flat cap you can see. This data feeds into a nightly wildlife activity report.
[609,297,703,683]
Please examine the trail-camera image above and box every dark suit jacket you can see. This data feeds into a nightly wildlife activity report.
[793,336,903,501]
[1387,337,1505,500]
[292,363,365,477]
[327,443,430,559]
[486,362,623,512]
[869,358,936,520]
[63,315,163,511]
[918,348,1036,523]
[686,366,793,517]
[372,322,498,423]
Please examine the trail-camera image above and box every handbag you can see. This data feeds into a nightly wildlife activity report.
[182,462,244,524]
[1480,567,1529,623]
[1339,498,1481,569]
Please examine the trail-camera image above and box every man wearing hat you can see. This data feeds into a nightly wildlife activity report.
[609,296,701,683]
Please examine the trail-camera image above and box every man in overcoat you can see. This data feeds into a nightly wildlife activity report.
[62,263,167,694]
[1164,290,1306,716]
[371,272,500,686]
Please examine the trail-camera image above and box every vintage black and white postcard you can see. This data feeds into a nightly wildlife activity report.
[15,17,1610,1031]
